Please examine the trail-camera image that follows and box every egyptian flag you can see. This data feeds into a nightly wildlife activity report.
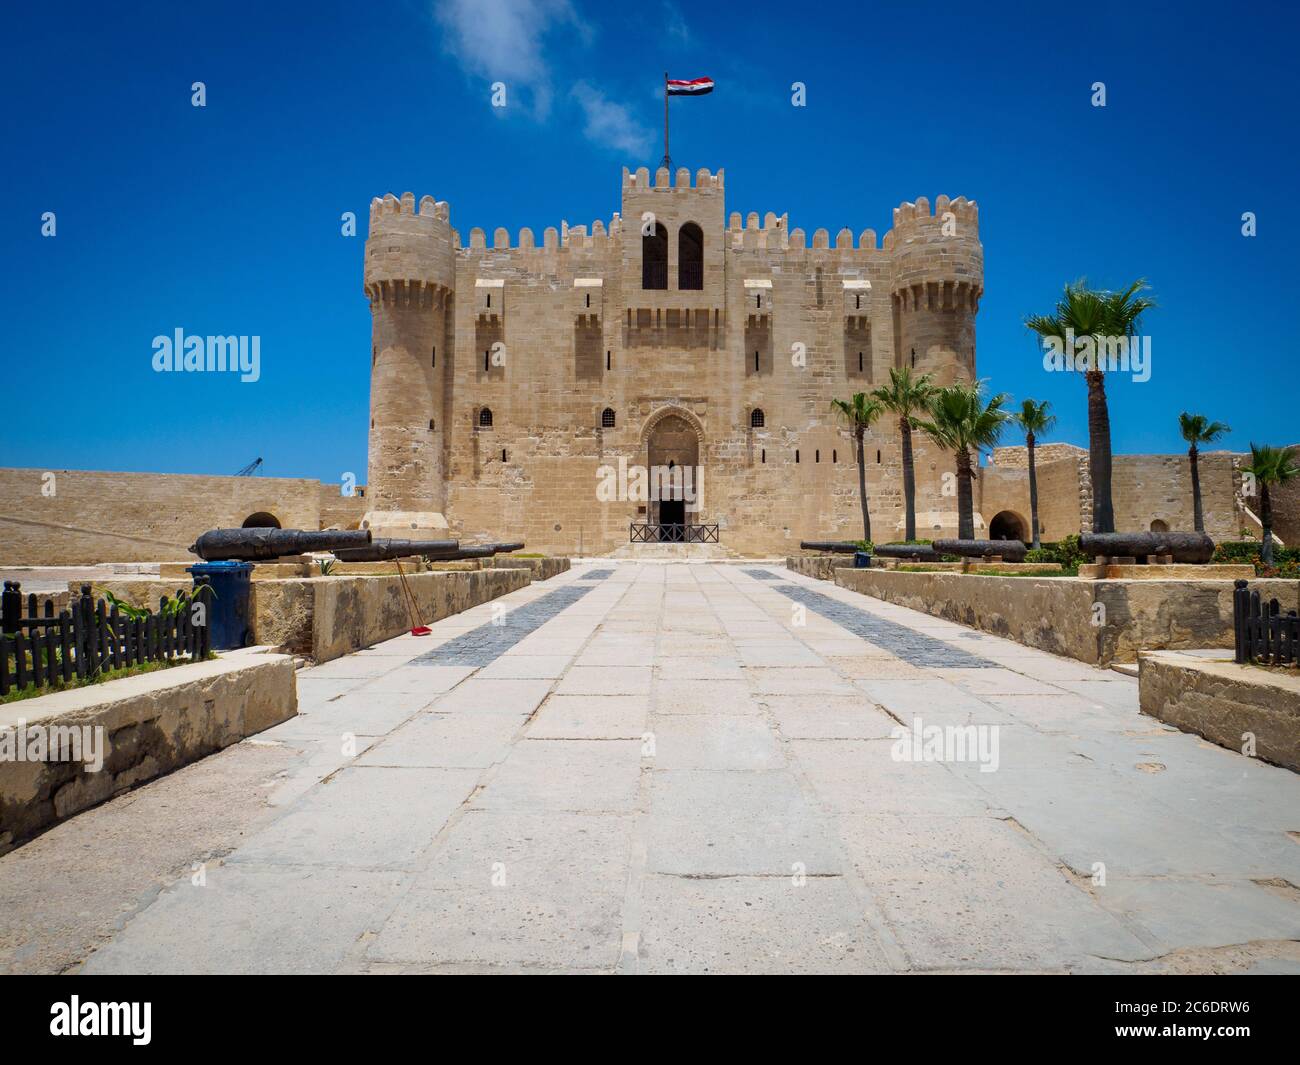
[667,76,714,96]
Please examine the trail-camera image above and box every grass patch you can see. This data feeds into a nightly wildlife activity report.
[0,653,217,705]
[894,565,1064,578]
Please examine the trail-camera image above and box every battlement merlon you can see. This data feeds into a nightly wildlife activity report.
[885,194,980,241]
[623,166,724,190]
[884,194,983,298]
[364,191,456,297]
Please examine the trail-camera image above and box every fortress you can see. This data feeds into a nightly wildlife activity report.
[0,166,1291,566]
[363,166,985,556]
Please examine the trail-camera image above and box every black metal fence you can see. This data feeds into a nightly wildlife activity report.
[629,522,720,544]
[0,581,212,697]
[1233,579,1299,666]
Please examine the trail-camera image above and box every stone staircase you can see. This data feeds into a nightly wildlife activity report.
[605,541,743,561]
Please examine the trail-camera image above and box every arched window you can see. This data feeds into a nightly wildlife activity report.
[601,407,616,428]
[678,222,703,290]
[642,222,668,289]
[478,407,493,428]
[750,408,765,428]
[1150,519,1169,533]
[241,512,280,529]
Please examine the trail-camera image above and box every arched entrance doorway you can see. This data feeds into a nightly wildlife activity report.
[988,510,1027,543]
[644,409,702,541]
[241,512,281,529]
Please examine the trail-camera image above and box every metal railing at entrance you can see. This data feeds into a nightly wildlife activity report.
[629,522,719,544]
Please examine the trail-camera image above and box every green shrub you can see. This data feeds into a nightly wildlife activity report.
[1023,534,1084,576]
[1212,541,1300,577]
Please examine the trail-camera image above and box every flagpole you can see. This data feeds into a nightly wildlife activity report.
[661,71,671,171]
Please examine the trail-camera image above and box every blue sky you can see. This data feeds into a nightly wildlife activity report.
[2,0,1296,484]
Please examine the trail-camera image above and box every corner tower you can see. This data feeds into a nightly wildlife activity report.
[363,192,455,513]
[886,195,982,385]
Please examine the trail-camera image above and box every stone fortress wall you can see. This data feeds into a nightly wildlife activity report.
[363,166,987,555]
[2,156,1294,564]
[0,468,365,566]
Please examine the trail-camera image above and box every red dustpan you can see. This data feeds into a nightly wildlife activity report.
[395,559,433,636]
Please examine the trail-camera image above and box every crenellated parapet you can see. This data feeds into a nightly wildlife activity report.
[364,192,456,297]
[623,166,724,190]
[885,194,983,298]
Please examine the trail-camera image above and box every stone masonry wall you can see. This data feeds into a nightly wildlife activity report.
[0,468,323,565]
[364,169,985,556]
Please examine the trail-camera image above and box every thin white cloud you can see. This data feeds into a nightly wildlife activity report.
[433,0,580,118]
[663,1,690,44]
[432,0,645,155]
[570,81,653,156]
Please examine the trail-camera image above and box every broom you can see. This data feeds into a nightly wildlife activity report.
[394,558,432,636]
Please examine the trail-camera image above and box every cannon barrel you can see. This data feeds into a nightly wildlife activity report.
[1079,531,1214,563]
[873,543,945,561]
[484,541,525,554]
[332,538,461,562]
[799,540,861,555]
[933,538,1028,562]
[190,528,372,561]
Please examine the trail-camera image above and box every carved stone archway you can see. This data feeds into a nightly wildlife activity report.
[640,406,705,529]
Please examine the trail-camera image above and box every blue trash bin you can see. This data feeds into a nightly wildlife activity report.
[187,561,254,649]
[853,550,872,568]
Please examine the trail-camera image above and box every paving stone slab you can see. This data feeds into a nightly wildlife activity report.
[357,712,522,769]
[365,815,631,969]
[262,689,434,739]
[81,864,408,975]
[651,715,785,771]
[652,678,764,715]
[526,695,649,739]
[1094,876,1300,954]
[839,815,1153,971]
[792,738,993,817]
[645,770,844,876]
[228,766,479,869]
[473,654,574,679]
[471,740,643,814]
[636,873,893,974]
[746,667,858,696]
[430,678,554,715]
[763,694,898,739]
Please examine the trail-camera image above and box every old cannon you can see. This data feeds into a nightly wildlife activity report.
[189,527,372,561]
[1079,531,1214,564]
[799,540,861,554]
[873,543,946,562]
[332,538,461,562]
[485,541,525,554]
[932,539,1029,563]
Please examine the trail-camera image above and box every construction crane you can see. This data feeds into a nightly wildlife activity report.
[234,457,263,477]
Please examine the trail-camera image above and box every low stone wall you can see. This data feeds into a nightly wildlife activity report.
[1139,651,1300,772]
[0,648,296,854]
[834,569,1300,665]
[256,568,531,662]
[786,556,855,580]
[489,557,571,581]
[72,569,533,662]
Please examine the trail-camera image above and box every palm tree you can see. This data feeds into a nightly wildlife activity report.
[1242,444,1299,566]
[871,367,936,541]
[830,392,884,542]
[914,381,1011,540]
[1012,399,1056,549]
[1178,412,1231,533]
[1027,279,1156,533]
